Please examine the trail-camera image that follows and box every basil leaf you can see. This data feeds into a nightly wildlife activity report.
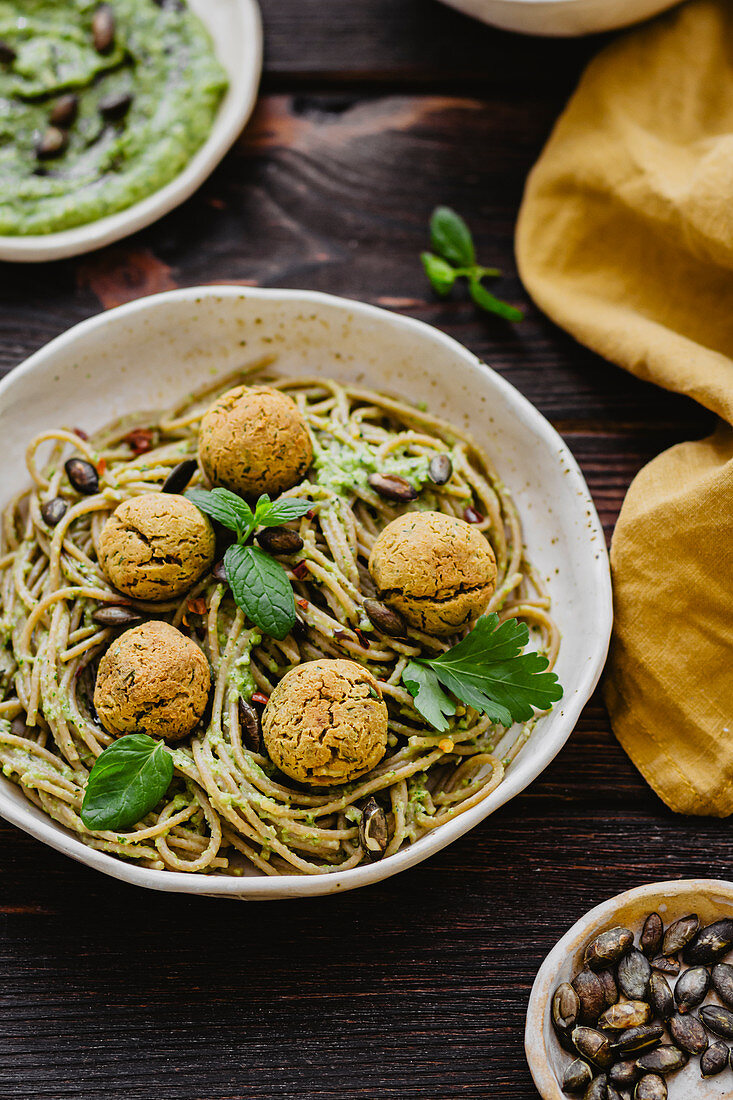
[186,487,255,537]
[225,543,296,640]
[402,661,455,732]
[80,734,173,831]
[430,206,475,268]
[421,252,457,297]
[468,276,523,323]
[257,496,314,527]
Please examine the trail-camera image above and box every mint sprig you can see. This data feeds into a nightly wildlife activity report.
[80,734,173,831]
[402,614,562,733]
[421,206,523,323]
[186,488,312,639]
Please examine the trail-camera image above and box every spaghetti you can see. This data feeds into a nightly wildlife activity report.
[0,363,560,876]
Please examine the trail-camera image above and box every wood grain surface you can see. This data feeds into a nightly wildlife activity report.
[0,3,719,1099]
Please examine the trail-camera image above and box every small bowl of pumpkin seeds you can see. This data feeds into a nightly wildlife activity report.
[525,880,733,1099]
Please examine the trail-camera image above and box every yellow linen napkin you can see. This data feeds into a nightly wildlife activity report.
[516,0,733,815]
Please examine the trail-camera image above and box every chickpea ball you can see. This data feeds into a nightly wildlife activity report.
[94,621,211,742]
[262,659,389,786]
[368,511,497,637]
[198,385,313,497]
[98,493,215,601]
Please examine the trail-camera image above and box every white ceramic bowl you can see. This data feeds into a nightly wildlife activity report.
[439,0,681,37]
[526,880,733,1099]
[0,286,612,898]
[0,0,262,263]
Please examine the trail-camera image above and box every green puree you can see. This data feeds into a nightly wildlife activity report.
[0,0,228,235]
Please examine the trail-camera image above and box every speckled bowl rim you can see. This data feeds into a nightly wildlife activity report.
[525,879,733,1099]
[0,0,262,263]
[0,285,612,899]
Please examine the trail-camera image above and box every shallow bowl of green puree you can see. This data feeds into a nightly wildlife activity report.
[0,0,262,260]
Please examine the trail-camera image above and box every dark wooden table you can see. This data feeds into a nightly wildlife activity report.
[0,3,718,1098]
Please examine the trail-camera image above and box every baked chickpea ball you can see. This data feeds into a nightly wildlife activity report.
[198,385,313,497]
[262,659,389,786]
[94,621,211,742]
[98,493,215,602]
[368,511,497,637]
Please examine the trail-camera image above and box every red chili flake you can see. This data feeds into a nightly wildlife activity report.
[97,458,107,475]
[187,597,207,616]
[297,598,309,611]
[464,505,484,524]
[251,691,269,706]
[306,510,316,521]
[124,428,155,455]
[74,427,89,441]
[292,560,309,580]
[354,627,370,650]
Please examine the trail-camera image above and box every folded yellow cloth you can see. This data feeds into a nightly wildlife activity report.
[516,0,733,815]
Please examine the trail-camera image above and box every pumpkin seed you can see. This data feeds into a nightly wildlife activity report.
[363,598,407,638]
[0,39,16,63]
[699,1004,733,1040]
[584,927,634,972]
[700,1040,729,1078]
[50,93,79,128]
[92,4,115,52]
[609,1060,639,1088]
[674,965,709,1013]
[684,918,733,965]
[562,1058,593,1093]
[572,969,606,1024]
[40,497,68,527]
[669,1012,708,1055]
[711,962,733,1007]
[91,605,143,627]
[572,1027,614,1070]
[612,1025,664,1055]
[64,457,99,495]
[553,982,580,1034]
[635,1045,688,1075]
[359,798,388,860]
[583,1076,608,1100]
[618,950,651,1001]
[597,969,618,1008]
[99,91,134,121]
[640,913,663,959]
[36,126,68,159]
[367,472,418,502]
[428,454,453,485]
[255,526,304,556]
[648,973,673,1020]
[662,914,699,956]
[238,698,262,754]
[212,559,228,583]
[598,1002,650,1030]
[161,458,198,494]
[634,1074,667,1100]
[650,956,680,976]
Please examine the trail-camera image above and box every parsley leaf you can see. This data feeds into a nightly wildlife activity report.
[421,252,457,297]
[402,614,562,732]
[80,734,173,831]
[469,276,524,323]
[402,662,456,732]
[430,206,475,268]
[225,543,296,640]
[254,495,313,527]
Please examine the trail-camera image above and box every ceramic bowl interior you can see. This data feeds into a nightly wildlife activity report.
[0,286,612,898]
[0,0,262,262]
[526,879,733,1099]
[438,0,681,37]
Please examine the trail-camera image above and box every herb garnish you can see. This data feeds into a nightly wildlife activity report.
[402,613,562,733]
[80,734,173,831]
[186,488,313,640]
[421,206,523,322]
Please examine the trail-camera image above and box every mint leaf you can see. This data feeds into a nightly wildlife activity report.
[256,495,314,527]
[225,543,296,640]
[424,614,562,724]
[421,252,457,297]
[402,662,456,732]
[469,276,523,323]
[80,734,173,831]
[430,206,475,267]
[186,487,254,538]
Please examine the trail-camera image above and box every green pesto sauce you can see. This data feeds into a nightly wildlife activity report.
[314,437,430,497]
[0,0,228,235]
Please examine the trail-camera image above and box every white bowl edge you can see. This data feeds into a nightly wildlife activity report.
[0,286,613,899]
[438,0,680,37]
[0,0,263,262]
